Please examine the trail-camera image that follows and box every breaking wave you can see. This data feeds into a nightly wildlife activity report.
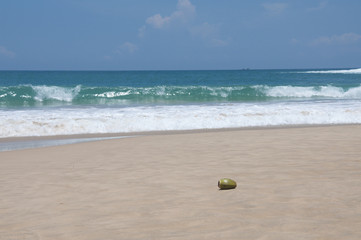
[304,68,361,74]
[1,84,361,107]
[1,100,361,138]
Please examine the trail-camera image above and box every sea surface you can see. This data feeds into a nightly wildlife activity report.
[1,68,361,138]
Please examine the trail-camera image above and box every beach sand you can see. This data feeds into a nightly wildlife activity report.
[1,125,361,240]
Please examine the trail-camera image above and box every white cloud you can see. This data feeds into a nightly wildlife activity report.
[146,14,171,29]
[0,46,16,58]
[116,42,138,54]
[311,33,361,45]
[140,0,228,48]
[307,1,328,12]
[172,0,196,22]
[262,2,287,15]
[145,0,195,29]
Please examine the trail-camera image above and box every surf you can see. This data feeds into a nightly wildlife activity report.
[2,84,361,107]
[1,100,361,138]
[304,68,361,74]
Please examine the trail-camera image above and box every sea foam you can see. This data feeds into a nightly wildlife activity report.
[32,85,81,102]
[304,68,361,74]
[264,85,361,98]
[1,100,361,138]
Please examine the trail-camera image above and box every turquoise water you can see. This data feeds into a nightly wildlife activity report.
[0,68,361,137]
[1,69,361,107]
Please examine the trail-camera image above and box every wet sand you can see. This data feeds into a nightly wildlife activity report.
[1,125,361,239]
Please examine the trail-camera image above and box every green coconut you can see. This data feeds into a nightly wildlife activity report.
[218,178,237,190]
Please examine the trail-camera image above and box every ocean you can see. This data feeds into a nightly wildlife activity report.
[1,68,361,138]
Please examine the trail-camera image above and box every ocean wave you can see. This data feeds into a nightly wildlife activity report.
[0,85,83,107]
[1,101,361,138]
[264,85,361,98]
[32,85,82,102]
[1,84,361,107]
[304,68,361,74]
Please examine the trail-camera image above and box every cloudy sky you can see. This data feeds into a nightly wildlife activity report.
[1,0,360,70]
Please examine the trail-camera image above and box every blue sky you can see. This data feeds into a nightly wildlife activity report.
[1,0,360,70]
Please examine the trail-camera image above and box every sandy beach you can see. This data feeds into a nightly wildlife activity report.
[1,125,361,240]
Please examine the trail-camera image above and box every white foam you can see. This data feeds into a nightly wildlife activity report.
[32,85,81,102]
[94,91,131,98]
[264,85,361,98]
[304,68,361,74]
[1,100,361,138]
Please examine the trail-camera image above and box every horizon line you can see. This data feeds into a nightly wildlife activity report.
[0,67,358,72]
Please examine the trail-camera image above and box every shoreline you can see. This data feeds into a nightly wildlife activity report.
[0,136,131,152]
[1,123,360,152]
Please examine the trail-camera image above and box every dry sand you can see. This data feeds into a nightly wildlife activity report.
[1,125,361,240]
